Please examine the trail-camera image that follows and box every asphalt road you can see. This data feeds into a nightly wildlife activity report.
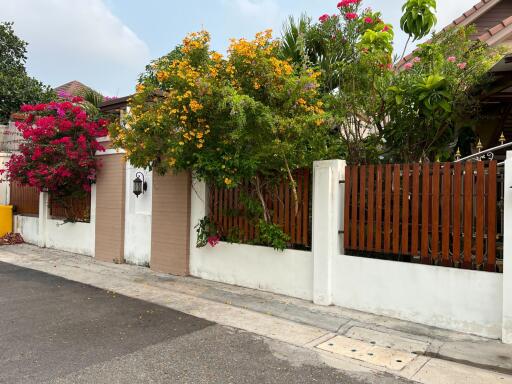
[0,261,412,384]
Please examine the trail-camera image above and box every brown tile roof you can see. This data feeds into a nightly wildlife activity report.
[479,15,512,42]
[54,80,92,97]
[446,0,498,29]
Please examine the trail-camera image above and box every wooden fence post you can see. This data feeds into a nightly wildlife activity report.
[503,151,512,343]
[312,159,345,306]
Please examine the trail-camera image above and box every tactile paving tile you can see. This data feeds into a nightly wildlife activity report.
[316,335,417,371]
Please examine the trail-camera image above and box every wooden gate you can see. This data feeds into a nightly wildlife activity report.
[344,161,501,271]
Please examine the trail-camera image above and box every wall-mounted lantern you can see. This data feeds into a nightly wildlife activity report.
[133,172,147,198]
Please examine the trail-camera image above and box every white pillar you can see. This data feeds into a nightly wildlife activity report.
[90,184,97,257]
[312,160,346,306]
[189,177,208,250]
[38,191,49,247]
[503,151,512,343]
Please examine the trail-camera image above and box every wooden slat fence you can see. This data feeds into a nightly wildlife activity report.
[344,161,500,272]
[209,168,311,248]
[50,194,91,222]
[9,183,39,216]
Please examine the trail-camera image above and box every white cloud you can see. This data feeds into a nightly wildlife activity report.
[0,0,150,96]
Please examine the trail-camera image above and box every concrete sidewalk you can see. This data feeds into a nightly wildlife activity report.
[1,244,511,384]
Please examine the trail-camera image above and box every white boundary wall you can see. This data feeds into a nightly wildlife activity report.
[0,152,10,205]
[13,189,95,256]
[189,159,511,341]
[189,180,313,300]
[332,254,503,338]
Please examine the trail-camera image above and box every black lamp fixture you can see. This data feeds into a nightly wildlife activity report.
[133,172,147,198]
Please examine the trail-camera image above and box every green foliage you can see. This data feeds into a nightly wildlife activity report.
[255,220,290,251]
[400,0,437,41]
[195,216,217,247]
[111,30,335,224]
[382,26,501,162]
[0,22,54,123]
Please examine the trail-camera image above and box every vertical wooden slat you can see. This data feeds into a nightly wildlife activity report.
[218,187,223,233]
[296,171,303,245]
[411,164,420,256]
[351,166,358,249]
[279,181,284,230]
[401,164,410,255]
[453,162,462,266]
[392,164,401,254]
[284,179,290,238]
[290,178,297,245]
[421,163,430,263]
[302,169,310,246]
[487,161,497,271]
[375,165,383,252]
[463,162,473,269]
[359,165,366,250]
[234,186,239,238]
[476,161,485,268]
[431,163,440,263]
[367,165,375,251]
[244,182,251,241]
[384,165,392,252]
[273,185,278,224]
[344,166,351,251]
[441,163,451,266]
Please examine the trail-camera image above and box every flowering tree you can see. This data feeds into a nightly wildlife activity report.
[110,30,334,223]
[280,0,394,164]
[383,26,502,161]
[2,98,108,220]
[280,1,502,163]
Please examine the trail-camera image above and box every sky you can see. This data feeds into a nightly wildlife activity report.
[0,0,475,97]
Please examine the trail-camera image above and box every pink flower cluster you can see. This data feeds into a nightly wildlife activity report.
[3,101,108,195]
[447,56,467,70]
[337,0,361,8]
[207,235,221,247]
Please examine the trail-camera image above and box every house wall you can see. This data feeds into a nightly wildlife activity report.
[124,163,152,266]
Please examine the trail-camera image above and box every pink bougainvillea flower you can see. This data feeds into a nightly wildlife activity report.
[207,235,221,247]
[382,25,390,32]
[413,57,421,63]
[338,0,361,7]
[447,56,456,63]
[319,14,330,23]
[345,12,358,20]
[457,62,467,70]
[364,17,373,24]
[404,62,414,70]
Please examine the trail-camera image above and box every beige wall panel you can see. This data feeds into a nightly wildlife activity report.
[95,154,126,263]
[150,172,191,275]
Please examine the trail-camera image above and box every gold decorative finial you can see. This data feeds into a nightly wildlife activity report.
[476,138,483,152]
[499,132,506,145]
[455,147,461,160]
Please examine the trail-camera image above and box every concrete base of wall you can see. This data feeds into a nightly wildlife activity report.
[333,255,503,339]
[190,242,314,301]
[14,215,94,256]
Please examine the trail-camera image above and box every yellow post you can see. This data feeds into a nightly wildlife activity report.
[0,205,13,236]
